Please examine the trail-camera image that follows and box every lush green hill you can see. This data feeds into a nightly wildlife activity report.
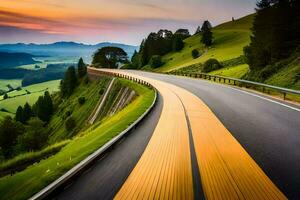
[154,14,254,73]
[0,78,155,200]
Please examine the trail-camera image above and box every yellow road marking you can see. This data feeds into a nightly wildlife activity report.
[168,84,287,200]
[91,68,287,200]
[114,81,194,200]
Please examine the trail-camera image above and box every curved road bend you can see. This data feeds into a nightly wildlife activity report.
[55,94,163,200]
[55,69,299,199]
[127,70,300,199]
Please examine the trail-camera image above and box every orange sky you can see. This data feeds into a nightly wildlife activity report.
[0,0,256,44]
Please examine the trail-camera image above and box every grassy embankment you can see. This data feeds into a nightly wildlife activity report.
[0,78,155,200]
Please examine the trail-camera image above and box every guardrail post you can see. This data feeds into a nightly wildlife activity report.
[283,93,286,100]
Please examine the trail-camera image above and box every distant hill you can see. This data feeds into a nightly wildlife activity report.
[0,52,38,68]
[0,42,139,59]
[151,14,254,72]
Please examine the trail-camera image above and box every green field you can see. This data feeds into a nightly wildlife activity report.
[17,56,78,70]
[0,79,155,200]
[0,80,60,114]
[155,14,254,72]
[0,79,22,91]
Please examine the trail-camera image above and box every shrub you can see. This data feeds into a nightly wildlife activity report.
[192,49,200,59]
[3,93,8,99]
[172,36,184,52]
[203,59,223,73]
[78,97,86,105]
[99,88,105,95]
[65,116,76,131]
[150,55,164,68]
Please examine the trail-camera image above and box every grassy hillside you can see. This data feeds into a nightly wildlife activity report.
[0,79,22,92]
[265,55,300,90]
[0,79,155,200]
[209,64,249,79]
[47,77,111,143]
[154,14,254,73]
[0,80,60,115]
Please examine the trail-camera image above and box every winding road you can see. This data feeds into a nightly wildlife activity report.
[54,68,300,200]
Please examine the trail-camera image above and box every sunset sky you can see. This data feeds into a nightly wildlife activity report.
[0,0,256,45]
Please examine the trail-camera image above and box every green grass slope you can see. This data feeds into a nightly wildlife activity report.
[265,56,300,90]
[155,14,254,72]
[209,64,249,79]
[47,77,111,143]
[0,79,154,200]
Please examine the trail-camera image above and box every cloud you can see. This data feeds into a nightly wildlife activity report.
[0,9,73,34]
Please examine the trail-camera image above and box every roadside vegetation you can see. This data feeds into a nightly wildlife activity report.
[0,77,155,200]
[122,0,300,92]
[0,48,155,199]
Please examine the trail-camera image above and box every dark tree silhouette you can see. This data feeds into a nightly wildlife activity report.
[92,47,128,68]
[77,58,87,78]
[0,116,24,158]
[172,35,184,52]
[201,20,213,47]
[3,93,8,99]
[175,29,190,39]
[15,106,24,123]
[23,102,33,123]
[60,66,78,97]
[244,0,299,73]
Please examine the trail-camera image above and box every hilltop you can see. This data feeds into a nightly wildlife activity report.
[154,14,254,73]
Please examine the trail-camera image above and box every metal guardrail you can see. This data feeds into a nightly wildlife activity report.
[169,71,300,100]
[30,68,157,200]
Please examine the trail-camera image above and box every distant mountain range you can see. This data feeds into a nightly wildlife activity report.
[0,42,139,58]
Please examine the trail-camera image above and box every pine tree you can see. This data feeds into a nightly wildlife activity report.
[61,66,78,97]
[201,20,213,47]
[77,58,87,78]
[244,0,273,69]
[244,0,298,72]
[35,96,45,122]
[15,106,24,123]
[23,102,32,123]
[43,91,53,122]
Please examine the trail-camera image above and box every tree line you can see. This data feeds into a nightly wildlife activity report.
[244,0,300,79]
[126,21,213,69]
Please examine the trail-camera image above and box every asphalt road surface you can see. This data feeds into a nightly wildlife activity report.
[55,71,300,199]
[55,94,163,200]
[128,71,300,199]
